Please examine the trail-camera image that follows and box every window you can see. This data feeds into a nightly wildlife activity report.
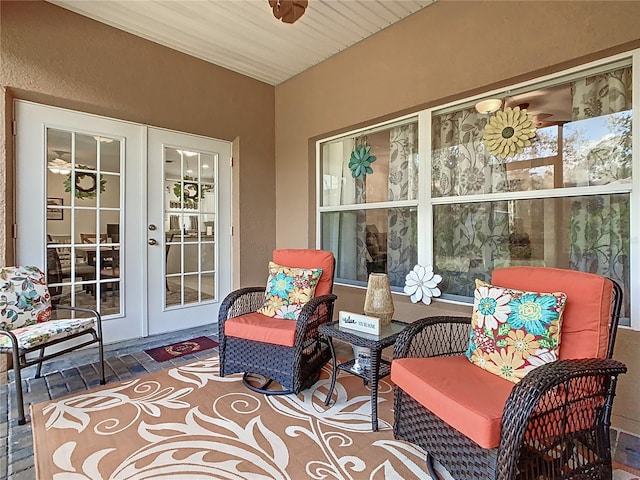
[318,118,418,289]
[431,62,632,325]
[317,54,635,328]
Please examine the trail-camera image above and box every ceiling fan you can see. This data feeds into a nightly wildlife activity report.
[269,0,308,24]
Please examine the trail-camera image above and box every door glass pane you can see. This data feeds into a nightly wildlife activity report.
[201,273,215,301]
[45,127,123,317]
[163,146,217,308]
[75,134,98,170]
[100,174,120,208]
[166,276,182,307]
[166,242,181,275]
[201,243,214,271]
[183,274,200,305]
[184,244,199,274]
[100,138,121,173]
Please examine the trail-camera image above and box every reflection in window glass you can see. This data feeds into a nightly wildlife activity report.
[433,194,630,321]
[163,146,217,307]
[321,120,419,207]
[45,127,122,317]
[431,64,632,326]
[321,207,417,289]
[432,66,632,197]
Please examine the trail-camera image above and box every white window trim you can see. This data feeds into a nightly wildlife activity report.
[317,49,639,330]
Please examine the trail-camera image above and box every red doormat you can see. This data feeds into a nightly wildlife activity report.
[144,336,218,362]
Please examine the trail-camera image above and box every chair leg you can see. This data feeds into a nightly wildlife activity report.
[98,335,106,385]
[11,347,26,425]
[34,347,45,378]
[426,453,440,480]
[242,373,293,396]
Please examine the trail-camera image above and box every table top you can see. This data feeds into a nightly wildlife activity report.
[319,319,409,350]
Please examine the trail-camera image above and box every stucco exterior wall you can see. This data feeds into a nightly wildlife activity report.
[274,0,640,434]
[0,0,276,286]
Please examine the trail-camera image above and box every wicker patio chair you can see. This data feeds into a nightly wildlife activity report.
[392,267,627,480]
[218,249,336,395]
[0,266,105,425]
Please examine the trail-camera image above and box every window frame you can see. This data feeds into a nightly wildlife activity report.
[316,113,420,288]
[316,49,640,330]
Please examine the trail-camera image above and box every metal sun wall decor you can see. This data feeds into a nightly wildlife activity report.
[483,106,537,159]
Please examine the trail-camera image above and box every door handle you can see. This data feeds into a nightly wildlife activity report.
[148,224,157,231]
[148,238,158,246]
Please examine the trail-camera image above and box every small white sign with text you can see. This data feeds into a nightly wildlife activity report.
[339,311,381,335]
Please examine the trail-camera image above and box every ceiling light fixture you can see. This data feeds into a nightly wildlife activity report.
[269,0,308,24]
[48,158,72,175]
[475,98,503,115]
[177,150,198,157]
[93,136,114,143]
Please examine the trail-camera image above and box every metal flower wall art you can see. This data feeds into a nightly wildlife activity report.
[404,264,442,305]
[483,106,537,159]
[349,143,377,180]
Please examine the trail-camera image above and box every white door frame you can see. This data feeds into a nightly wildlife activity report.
[14,101,233,342]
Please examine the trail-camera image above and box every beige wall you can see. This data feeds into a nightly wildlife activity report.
[0,0,276,286]
[1,0,639,435]
[274,1,640,433]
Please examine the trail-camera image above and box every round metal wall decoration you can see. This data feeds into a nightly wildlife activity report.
[483,106,537,159]
[349,136,377,180]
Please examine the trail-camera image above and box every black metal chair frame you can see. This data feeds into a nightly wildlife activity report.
[393,280,627,480]
[218,259,337,396]
[1,304,106,425]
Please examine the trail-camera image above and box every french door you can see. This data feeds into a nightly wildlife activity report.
[14,101,232,342]
[147,128,231,335]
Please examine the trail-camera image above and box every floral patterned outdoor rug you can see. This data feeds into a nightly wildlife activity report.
[30,356,439,479]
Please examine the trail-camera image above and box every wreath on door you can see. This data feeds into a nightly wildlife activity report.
[64,166,107,199]
[173,176,211,205]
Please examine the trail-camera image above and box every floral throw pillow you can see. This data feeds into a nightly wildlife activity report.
[256,262,322,320]
[466,279,567,384]
[0,266,52,331]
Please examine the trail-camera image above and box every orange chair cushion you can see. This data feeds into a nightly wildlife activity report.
[224,312,297,347]
[391,355,514,449]
[273,249,334,297]
[492,267,613,359]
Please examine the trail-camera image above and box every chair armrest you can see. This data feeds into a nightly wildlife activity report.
[54,304,103,336]
[497,358,627,478]
[218,286,266,339]
[219,287,265,320]
[294,293,337,345]
[393,316,471,360]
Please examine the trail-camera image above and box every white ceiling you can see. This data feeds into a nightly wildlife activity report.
[48,0,435,86]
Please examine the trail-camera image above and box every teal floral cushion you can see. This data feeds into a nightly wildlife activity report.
[257,262,322,320]
[466,279,567,384]
[0,266,52,331]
